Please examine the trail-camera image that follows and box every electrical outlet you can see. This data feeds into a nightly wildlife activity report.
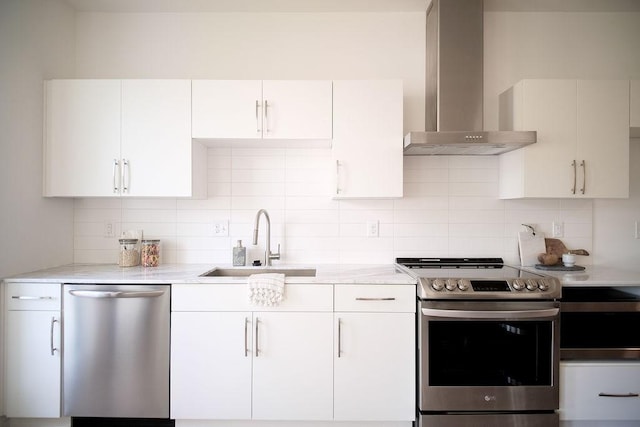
[103,221,115,238]
[366,220,379,237]
[213,221,229,237]
[552,221,564,238]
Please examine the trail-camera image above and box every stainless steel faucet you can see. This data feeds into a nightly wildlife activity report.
[252,209,280,266]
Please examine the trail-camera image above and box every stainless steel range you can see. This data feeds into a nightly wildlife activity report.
[396,257,561,427]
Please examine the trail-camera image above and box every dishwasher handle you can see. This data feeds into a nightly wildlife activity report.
[68,290,166,299]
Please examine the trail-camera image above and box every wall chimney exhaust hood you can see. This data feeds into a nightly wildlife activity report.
[404,0,536,156]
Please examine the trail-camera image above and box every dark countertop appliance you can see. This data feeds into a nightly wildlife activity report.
[397,257,561,427]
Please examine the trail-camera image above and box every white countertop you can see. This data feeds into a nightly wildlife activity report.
[2,263,417,285]
[525,264,640,287]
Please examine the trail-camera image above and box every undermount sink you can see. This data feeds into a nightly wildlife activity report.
[200,267,317,277]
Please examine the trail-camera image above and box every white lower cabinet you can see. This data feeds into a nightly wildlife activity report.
[170,284,334,421]
[560,361,640,421]
[170,282,415,422]
[334,285,416,421]
[4,283,61,418]
[251,311,333,420]
[171,311,252,419]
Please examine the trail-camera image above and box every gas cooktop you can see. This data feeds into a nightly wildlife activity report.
[396,257,562,300]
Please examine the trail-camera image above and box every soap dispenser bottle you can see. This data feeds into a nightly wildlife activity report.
[233,240,246,266]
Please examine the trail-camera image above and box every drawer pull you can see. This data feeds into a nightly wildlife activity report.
[11,296,55,300]
[355,297,396,301]
[598,392,639,398]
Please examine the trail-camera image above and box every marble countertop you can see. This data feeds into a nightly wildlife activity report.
[524,264,640,287]
[2,263,417,285]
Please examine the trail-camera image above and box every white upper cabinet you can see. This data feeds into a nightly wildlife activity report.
[332,80,403,198]
[631,80,640,136]
[499,79,629,199]
[121,80,198,197]
[192,80,332,140]
[44,80,121,197]
[44,79,205,198]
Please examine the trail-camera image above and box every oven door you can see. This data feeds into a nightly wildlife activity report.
[418,300,560,412]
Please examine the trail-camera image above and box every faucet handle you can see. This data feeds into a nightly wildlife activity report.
[269,243,281,261]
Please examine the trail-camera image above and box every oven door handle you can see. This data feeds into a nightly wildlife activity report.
[421,307,559,320]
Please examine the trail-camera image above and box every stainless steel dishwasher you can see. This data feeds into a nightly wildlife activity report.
[63,284,171,419]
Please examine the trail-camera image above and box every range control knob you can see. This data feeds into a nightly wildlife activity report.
[431,279,445,291]
[538,280,550,291]
[512,279,526,291]
[457,279,470,291]
[526,279,539,291]
[445,279,458,291]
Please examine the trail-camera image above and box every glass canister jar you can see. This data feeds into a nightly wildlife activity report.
[141,239,160,267]
[118,238,140,267]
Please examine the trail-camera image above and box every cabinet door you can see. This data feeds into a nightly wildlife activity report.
[44,79,121,197]
[561,361,640,420]
[577,80,629,198]
[332,80,403,198]
[170,312,252,419]
[334,313,415,421]
[121,80,193,197]
[5,311,61,417]
[262,80,332,140]
[192,80,263,139]
[501,79,578,198]
[252,312,333,420]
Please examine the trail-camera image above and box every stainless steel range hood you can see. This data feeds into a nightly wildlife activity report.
[404,0,536,156]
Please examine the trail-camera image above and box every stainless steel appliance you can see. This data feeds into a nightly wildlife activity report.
[396,258,561,427]
[561,286,640,360]
[403,0,536,156]
[63,284,171,421]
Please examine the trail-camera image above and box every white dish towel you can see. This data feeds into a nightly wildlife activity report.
[248,273,285,307]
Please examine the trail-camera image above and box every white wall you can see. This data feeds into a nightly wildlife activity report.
[70,10,640,267]
[0,0,75,417]
[0,0,76,280]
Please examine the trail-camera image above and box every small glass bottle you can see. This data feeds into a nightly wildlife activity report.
[233,240,246,266]
[141,239,161,267]
[118,238,140,267]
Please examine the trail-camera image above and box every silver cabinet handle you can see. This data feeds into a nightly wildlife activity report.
[122,158,130,193]
[355,297,396,301]
[571,160,577,194]
[255,317,261,357]
[50,317,59,356]
[337,318,342,358]
[264,100,270,133]
[255,100,261,133]
[244,317,250,357]
[580,160,586,194]
[113,159,120,193]
[422,307,559,320]
[11,295,54,300]
[68,290,165,298]
[336,160,342,195]
[598,392,639,398]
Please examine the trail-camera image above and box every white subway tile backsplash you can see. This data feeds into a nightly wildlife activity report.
[73,147,594,265]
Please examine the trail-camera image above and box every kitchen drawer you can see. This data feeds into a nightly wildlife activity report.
[172,284,333,312]
[335,284,415,313]
[5,283,61,311]
[560,361,640,421]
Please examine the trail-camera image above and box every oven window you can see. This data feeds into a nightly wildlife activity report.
[428,320,553,386]
[561,312,640,348]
